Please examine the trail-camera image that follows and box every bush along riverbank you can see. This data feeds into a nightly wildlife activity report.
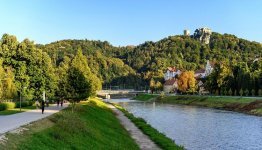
[0,98,139,150]
[114,104,184,150]
[0,101,34,115]
[134,94,262,116]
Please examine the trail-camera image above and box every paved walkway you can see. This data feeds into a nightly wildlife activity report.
[0,104,68,134]
[107,104,160,150]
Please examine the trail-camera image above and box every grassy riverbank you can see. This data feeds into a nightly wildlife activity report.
[0,98,139,150]
[132,94,158,101]
[134,94,262,116]
[114,104,184,150]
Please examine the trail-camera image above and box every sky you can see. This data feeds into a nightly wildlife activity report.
[0,0,261,46]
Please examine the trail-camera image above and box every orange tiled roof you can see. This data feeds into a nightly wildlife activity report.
[167,67,177,72]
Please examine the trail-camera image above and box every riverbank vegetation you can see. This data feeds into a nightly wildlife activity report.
[134,94,262,116]
[161,96,262,116]
[132,94,158,101]
[205,61,262,96]
[114,104,184,150]
[0,98,139,150]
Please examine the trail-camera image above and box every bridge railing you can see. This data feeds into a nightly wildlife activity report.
[97,89,146,95]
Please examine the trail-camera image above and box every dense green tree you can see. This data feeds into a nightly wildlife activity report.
[0,59,5,99]
[70,49,101,96]
[0,34,56,101]
[2,67,17,99]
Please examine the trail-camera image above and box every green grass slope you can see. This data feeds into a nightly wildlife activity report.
[0,98,139,150]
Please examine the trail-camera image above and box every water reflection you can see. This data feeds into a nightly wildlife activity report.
[108,99,262,150]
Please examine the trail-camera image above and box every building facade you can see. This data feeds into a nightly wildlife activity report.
[194,60,214,78]
[164,67,182,81]
[163,60,214,94]
[163,78,178,93]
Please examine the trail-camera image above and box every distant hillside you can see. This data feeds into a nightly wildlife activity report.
[41,40,142,88]
[41,32,262,88]
[122,32,261,73]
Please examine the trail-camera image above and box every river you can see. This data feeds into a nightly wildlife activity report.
[108,99,262,150]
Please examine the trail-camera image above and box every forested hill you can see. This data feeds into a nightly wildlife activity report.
[42,32,262,88]
[41,40,139,87]
[123,32,261,73]
[0,31,260,101]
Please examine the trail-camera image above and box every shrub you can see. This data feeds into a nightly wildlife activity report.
[259,89,262,97]
[251,89,255,96]
[223,89,227,96]
[228,89,233,96]
[157,92,165,101]
[215,90,219,96]
[15,101,33,108]
[0,103,7,111]
[244,89,249,96]
[4,102,16,109]
[0,102,16,111]
[234,90,237,96]
[239,88,243,96]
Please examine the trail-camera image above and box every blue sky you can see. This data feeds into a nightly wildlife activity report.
[0,0,261,46]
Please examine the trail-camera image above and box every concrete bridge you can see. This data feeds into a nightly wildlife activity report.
[97,89,146,99]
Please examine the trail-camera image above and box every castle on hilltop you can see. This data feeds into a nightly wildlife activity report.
[183,27,212,44]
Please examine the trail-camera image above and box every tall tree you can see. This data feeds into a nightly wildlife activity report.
[177,71,196,93]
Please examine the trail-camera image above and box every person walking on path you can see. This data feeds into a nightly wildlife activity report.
[60,100,63,107]
[41,100,45,114]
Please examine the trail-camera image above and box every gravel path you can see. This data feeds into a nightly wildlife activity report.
[107,104,160,150]
[0,104,68,134]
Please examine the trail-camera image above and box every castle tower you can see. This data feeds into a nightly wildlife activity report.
[184,30,190,36]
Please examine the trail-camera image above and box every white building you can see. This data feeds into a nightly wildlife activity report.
[164,67,182,80]
[194,60,214,78]
[205,60,214,76]
[163,78,178,93]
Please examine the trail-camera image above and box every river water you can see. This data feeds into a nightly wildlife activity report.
[108,99,262,150]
